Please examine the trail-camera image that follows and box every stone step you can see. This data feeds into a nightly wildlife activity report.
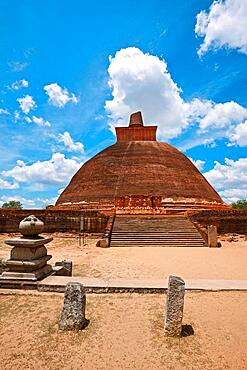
[110,215,206,247]
[111,244,206,247]
[112,233,204,238]
[114,230,203,238]
[113,236,201,238]
[111,242,206,247]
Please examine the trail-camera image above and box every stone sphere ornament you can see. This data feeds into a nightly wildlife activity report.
[19,215,44,237]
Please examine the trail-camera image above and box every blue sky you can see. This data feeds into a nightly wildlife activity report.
[0,0,247,207]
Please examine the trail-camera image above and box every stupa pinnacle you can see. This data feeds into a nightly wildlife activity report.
[129,111,144,126]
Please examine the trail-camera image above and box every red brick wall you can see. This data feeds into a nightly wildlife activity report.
[116,126,157,142]
[115,195,162,208]
[0,209,109,234]
[188,210,247,234]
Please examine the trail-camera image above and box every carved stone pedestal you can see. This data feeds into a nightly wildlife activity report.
[1,237,53,281]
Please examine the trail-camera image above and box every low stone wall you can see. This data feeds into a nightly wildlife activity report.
[188,209,247,235]
[0,209,109,234]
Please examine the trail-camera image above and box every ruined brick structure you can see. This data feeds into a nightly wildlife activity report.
[0,209,108,234]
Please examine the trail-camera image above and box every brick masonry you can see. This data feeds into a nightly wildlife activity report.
[188,209,247,235]
[0,208,246,235]
[0,209,109,234]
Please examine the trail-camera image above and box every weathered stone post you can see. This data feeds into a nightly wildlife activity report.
[208,225,218,248]
[164,275,185,337]
[59,282,88,331]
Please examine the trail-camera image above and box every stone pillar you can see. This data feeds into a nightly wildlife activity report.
[164,275,185,337]
[59,282,88,331]
[208,225,218,248]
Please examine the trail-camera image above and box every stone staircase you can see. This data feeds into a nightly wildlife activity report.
[110,215,206,247]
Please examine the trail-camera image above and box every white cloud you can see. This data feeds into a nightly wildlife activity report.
[0,195,36,208]
[218,188,247,203]
[8,61,28,72]
[0,108,9,115]
[105,47,187,139]
[44,83,79,108]
[228,120,247,146]
[24,115,51,127]
[190,100,247,131]
[58,132,84,153]
[105,47,247,145]
[0,195,57,209]
[203,157,247,203]
[188,157,205,171]
[195,0,247,56]
[10,79,29,90]
[0,178,19,190]
[17,95,36,114]
[32,115,51,127]
[2,153,82,187]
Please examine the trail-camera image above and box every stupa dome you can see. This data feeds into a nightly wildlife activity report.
[56,112,223,207]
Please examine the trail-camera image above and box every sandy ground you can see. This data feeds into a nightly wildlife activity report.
[0,290,246,370]
[0,233,247,280]
[1,234,247,369]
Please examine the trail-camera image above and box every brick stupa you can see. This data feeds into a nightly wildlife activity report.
[54,112,227,212]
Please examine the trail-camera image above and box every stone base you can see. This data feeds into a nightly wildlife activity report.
[0,264,52,281]
[6,255,52,272]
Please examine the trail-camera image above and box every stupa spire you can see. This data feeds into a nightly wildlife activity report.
[129,111,143,127]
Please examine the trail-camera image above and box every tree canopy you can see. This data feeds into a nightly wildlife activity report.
[1,200,23,209]
[231,199,247,210]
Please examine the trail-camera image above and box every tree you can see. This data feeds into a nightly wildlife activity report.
[1,200,23,209]
[231,199,247,210]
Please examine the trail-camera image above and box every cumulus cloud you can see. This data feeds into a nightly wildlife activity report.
[188,157,205,171]
[0,178,19,190]
[44,83,79,108]
[9,79,29,90]
[203,157,247,203]
[195,0,247,56]
[228,120,247,146]
[0,195,55,209]
[0,195,36,208]
[2,153,82,187]
[32,115,51,127]
[24,115,51,127]
[17,95,36,114]
[105,47,187,139]
[188,99,247,131]
[105,47,247,145]
[0,108,9,115]
[58,132,84,153]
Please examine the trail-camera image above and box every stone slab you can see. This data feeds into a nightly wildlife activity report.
[0,264,52,281]
[1,276,247,292]
[37,277,247,293]
[5,255,52,272]
[5,237,53,248]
